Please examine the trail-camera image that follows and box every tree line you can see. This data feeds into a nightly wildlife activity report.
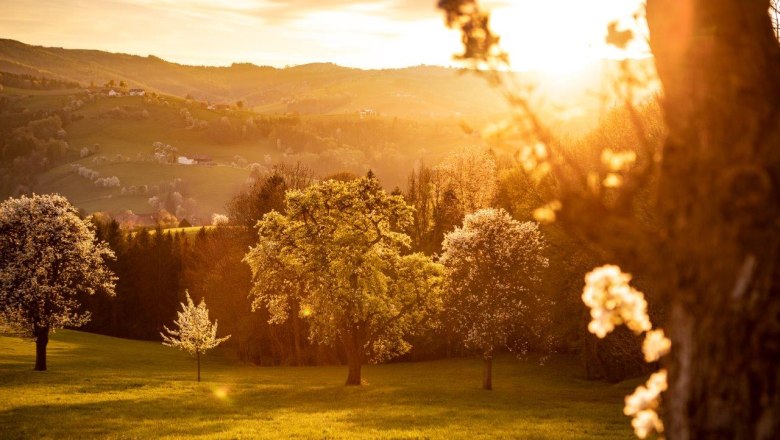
[1,135,660,389]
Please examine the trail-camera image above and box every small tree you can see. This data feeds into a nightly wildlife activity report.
[161,291,230,382]
[0,194,116,371]
[245,176,444,385]
[440,208,549,390]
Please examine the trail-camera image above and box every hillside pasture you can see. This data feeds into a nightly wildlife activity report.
[0,330,637,439]
[37,161,249,216]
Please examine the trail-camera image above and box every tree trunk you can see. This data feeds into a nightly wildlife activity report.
[343,333,364,386]
[292,315,304,366]
[196,350,201,382]
[34,325,49,371]
[646,0,780,438]
[346,355,362,386]
[482,354,493,391]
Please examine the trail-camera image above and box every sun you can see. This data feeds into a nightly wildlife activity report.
[483,0,649,74]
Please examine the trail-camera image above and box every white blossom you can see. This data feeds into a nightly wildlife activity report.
[582,265,651,338]
[0,194,116,334]
[582,264,670,439]
[642,328,671,362]
[94,176,121,188]
[440,208,549,356]
[211,213,229,226]
[160,291,230,381]
[624,369,668,438]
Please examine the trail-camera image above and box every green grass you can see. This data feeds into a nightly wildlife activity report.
[0,330,636,439]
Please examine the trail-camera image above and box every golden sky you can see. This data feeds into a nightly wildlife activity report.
[0,0,648,71]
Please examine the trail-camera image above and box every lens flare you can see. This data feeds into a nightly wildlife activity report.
[212,386,230,400]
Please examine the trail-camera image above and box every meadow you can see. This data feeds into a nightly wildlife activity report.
[0,330,636,439]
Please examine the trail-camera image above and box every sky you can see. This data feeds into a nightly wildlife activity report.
[0,0,648,71]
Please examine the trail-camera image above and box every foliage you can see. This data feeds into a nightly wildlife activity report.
[245,176,444,383]
[434,146,497,215]
[440,208,550,359]
[405,148,497,254]
[79,221,184,341]
[227,162,313,230]
[0,194,116,334]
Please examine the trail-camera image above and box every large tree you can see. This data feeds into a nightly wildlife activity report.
[245,176,444,385]
[0,194,116,370]
[439,0,780,437]
[440,208,549,390]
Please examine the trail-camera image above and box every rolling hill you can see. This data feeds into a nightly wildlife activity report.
[0,38,512,118]
[1,37,649,222]
[0,86,481,221]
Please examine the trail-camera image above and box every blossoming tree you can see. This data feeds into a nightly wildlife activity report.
[161,291,230,382]
[0,194,116,371]
[440,208,549,390]
[244,176,444,385]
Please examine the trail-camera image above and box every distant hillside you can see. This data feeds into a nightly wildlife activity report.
[0,84,481,221]
[0,38,655,222]
[0,38,515,117]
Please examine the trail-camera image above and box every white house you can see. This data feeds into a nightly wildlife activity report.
[107,89,119,97]
[129,88,146,96]
[359,108,377,119]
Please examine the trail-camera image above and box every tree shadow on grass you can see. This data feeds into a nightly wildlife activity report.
[0,333,633,438]
[0,375,630,439]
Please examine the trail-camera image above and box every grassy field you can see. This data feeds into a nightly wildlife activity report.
[0,330,636,439]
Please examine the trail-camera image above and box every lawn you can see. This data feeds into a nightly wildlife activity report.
[0,330,636,439]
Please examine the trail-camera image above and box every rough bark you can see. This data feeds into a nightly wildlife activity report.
[34,325,49,371]
[646,0,780,438]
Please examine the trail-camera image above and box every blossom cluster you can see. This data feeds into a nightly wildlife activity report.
[582,265,651,337]
[624,370,668,438]
[582,264,671,439]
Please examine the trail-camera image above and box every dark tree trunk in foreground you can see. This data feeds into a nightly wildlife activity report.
[34,326,49,371]
[646,0,780,437]
[482,354,493,391]
[196,350,201,382]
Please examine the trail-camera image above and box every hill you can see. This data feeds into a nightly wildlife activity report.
[0,330,637,439]
[0,38,650,221]
[0,38,512,118]
[0,86,480,220]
